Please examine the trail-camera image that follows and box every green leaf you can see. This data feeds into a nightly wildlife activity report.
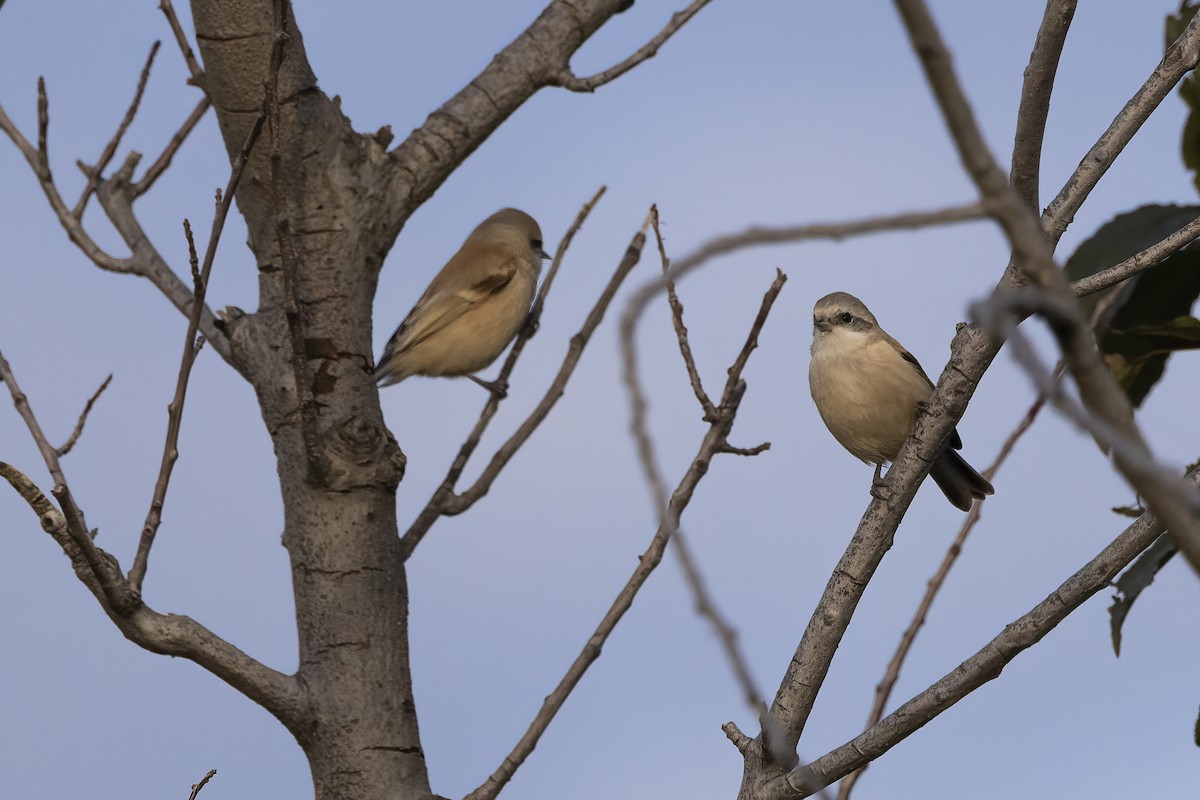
[1065,204,1200,406]
[1108,534,1177,657]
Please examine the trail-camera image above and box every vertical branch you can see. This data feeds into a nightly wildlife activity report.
[1009,0,1077,209]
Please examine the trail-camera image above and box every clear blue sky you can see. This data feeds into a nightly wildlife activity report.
[1,1,1198,798]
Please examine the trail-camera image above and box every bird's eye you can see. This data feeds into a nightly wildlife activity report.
[838,312,853,324]
[531,239,543,250]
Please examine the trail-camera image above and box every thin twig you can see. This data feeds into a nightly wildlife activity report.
[127,26,282,591]
[398,191,626,561]
[55,374,113,457]
[1070,209,1200,296]
[73,41,161,219]
[463,246,784,800]
[160,0,205,85]
[134,97,212,197]
[187,769,217,800]
[554,0,714,92]
[651,205,717,419]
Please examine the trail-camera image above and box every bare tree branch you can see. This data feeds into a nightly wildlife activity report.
[836,387,1047,799]
[0,457,301,719]
[554,0,715,92]
[463,255,784,800]
[1070,209,1200,296]
[0,83,132,274]
[73,41,161,219]
[651,206,717,420]
[0,76,232,364]
[55,374,113,458]
[633,228,797,771]
[624,204,986,326]
[160,0,206,85]
[775,474,1193,798]
[398,188,609,561]
[1009,0,1077,209]
[132,96,211,197]
[187,769,218,800]
[0,349,134,613]
[975,290,1200,563]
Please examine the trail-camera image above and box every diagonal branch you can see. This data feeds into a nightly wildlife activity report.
[386,0,717,229]
[463,257,784,800]
[1069,209,1200,296]
[398,187,606,560]
[132,96,212,198]
[0,460,302,723]
[629,235,794,765]
[776,474,1193,798]
[1040,8,1200,247]
[554,0,716,92]
[55,374,113,458]
[160,0,206,85]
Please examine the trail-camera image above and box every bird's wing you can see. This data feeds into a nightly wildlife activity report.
[381,245,521,361]
[890,334,964,451]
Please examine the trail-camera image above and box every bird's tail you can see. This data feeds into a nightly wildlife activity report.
[929,449,994,512]
[374,355,409,388]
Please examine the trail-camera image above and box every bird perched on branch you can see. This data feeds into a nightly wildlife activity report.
[808,292,993,511]
[375,208,551,395]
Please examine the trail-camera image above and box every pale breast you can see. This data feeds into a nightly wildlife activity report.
[809,333,931,464]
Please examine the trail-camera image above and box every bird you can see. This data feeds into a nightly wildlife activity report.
[808,291,994,511]
[375,208,551,395]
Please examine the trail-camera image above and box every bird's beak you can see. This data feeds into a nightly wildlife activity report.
[538,246,552,260]
[814,319,831,332]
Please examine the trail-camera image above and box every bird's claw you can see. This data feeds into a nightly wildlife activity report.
[468,373,509,399]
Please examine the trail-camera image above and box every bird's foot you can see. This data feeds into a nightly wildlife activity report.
[870,463,892,503]
[468,373,509,399]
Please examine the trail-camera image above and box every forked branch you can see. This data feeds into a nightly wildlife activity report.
[464,248,785,800]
